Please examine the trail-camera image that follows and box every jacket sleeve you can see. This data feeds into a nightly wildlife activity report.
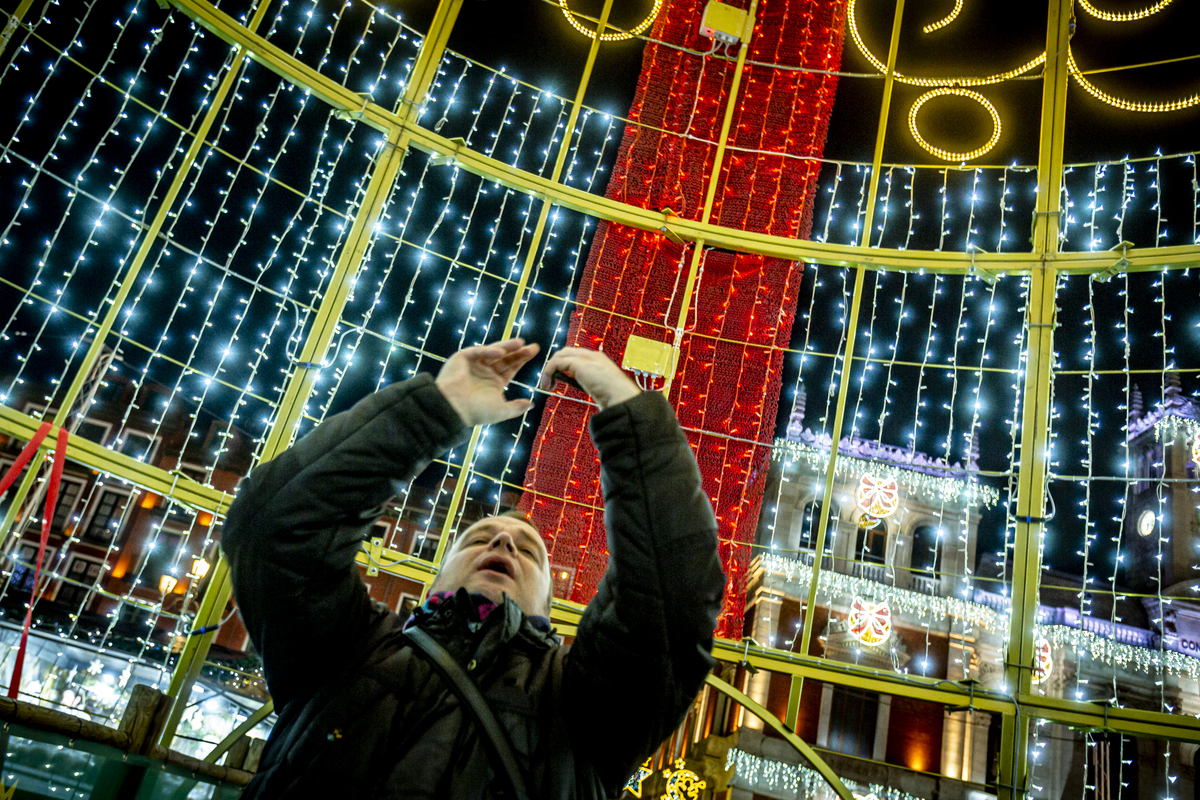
[561,391,726,791]
[220,374,468,709]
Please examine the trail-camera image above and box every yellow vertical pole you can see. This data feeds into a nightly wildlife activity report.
[158,0,466,745]
[428,0,617,573]
[785,0,906,730]
[660,0,760,397]
[0,0,275,544]
[0,0,36,59]
[997,0,1072,797]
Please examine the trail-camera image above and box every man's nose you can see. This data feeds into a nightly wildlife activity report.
[489,532,516,553]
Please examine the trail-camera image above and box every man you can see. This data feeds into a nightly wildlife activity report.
[222,338,726,798]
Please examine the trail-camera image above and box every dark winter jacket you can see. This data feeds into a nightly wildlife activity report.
[221,374,726,798]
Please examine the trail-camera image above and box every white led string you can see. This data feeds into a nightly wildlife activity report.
[995,277,1031,621]
[0,5,206,583]
[1060,166,1074,249]
[872,166,894,246]
[1152,151,1165,245]
[937,167,950,251]
[493,121,618,516]
[850,164,869,244]
[964,167,981,251]
[410,85,559,553]
[0,0,377,717]
[1085,163,1108,251]
[997,166,1011,250]
[816,161,841,244]
[0,1,152,398]
[79,2,358,707]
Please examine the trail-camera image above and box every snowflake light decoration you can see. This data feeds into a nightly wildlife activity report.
[848,596,892,647]
[856,474,901,519]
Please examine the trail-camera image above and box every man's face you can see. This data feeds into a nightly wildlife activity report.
[434,516,551,617]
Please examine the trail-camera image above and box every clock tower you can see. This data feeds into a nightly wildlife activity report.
[1122,376,1200,595]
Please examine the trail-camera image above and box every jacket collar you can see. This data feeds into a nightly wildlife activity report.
[409,587,560,650]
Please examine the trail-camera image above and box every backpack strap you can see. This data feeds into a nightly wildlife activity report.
[402,627,533,800]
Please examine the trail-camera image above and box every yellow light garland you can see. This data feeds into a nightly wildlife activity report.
[1077,0,1173,23]
[923,0,964,34]
[908,87,1002,162]
[1068,47,1200,112]
[847,0,1045,88]
[850,0,1198,162]
[557,0,664,41]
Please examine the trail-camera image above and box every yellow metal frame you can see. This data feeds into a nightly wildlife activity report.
[1,0,1198,789]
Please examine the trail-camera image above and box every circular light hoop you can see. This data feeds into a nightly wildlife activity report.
[1078,0,1172,22]
[558,0,664,41]
[908,88,1002,162]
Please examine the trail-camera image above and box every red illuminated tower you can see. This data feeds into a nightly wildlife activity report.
[523,0,848,636]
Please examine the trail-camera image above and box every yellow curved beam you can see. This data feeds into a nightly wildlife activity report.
[203,700,275,764]
[164,0,1200,277]
[705,674,855,800]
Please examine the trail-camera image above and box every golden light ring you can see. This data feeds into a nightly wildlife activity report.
[908,87,1001,162]
[847,0,1045,88]
[923,0,964,34]
[1068,47,1200,112]
[1078,0,1172,22]
[557,0,664,42]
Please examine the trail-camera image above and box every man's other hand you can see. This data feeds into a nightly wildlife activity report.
[539,347,640,410]
[436,338,540,427]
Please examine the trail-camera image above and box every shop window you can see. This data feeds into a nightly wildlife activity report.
[56,556,104,609]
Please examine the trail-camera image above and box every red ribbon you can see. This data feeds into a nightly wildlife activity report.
[0,422,70,700]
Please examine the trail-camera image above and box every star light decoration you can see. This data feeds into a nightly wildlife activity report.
[624,758,653,798]
[848,596,892,646]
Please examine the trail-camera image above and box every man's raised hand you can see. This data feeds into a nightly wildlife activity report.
[539,347,640,411]
[436,338,539,427]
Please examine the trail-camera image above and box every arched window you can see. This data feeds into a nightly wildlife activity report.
[797,500,838,558]
[854,513,887,565]
[910,524,942,594]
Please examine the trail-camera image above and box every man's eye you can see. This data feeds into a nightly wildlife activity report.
[520,548,535,558]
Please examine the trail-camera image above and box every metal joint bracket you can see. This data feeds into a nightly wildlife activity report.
[1093,240,1134,283]
[659,208,686,244]
[333,92,373,123]
[429,137,468,167]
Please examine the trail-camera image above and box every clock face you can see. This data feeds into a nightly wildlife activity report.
[1138,509,1156,537]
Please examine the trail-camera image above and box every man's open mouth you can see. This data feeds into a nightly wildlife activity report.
[479,556,515,578]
